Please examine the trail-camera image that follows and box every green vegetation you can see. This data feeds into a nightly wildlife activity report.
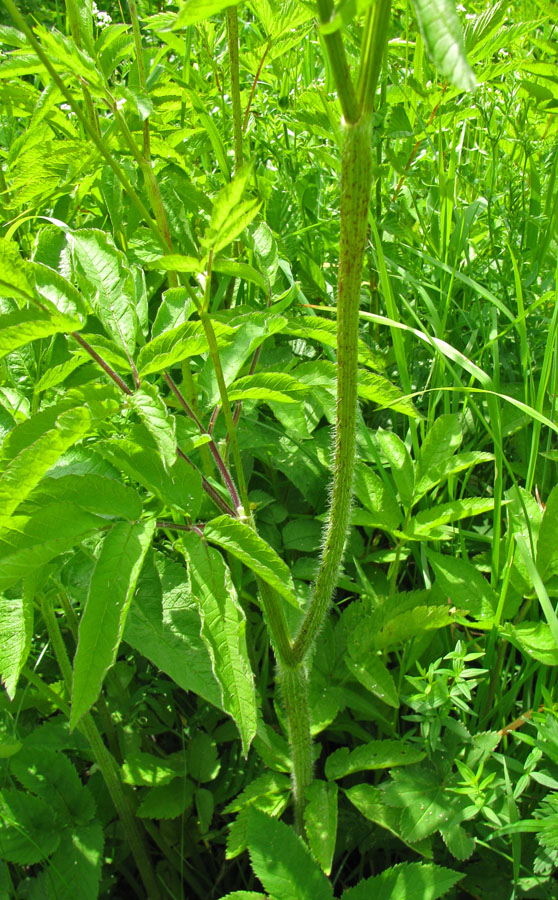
[0,0,557,897]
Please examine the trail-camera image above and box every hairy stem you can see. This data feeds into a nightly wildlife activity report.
[279,663,312,835]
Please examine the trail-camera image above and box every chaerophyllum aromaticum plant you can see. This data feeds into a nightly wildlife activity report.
[4,0,555,897]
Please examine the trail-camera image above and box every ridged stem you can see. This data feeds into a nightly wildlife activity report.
[292,115,373,664]
[279,664,312,835]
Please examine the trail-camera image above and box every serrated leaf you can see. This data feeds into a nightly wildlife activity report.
[0,503,103,592]
[304,781,338,875]
[10,747,94,826]
[0,238,35,303]
[411,0,476,91]
[407,497,496,537]
[326,740,424,780]
[285,318,383,370]
[440,823,475,860]
[174,0,240,27]
[30,261,87,319]
[129,384,177,470]
[99,430,202,517]
[0,593,33,699]
[228,372,309,404]
[70,229,138,355]
[246,808,334,900]
[202,165,261,253]
[345,784,433,855]
[25,474,142,521]
[0,407,92,521]
[358,372,418,417]
[203,516,299,608]
[341,861,463,900]
[382,765,467,843]
[0,309,81,361]
[71,518,155,728]
[136,320,220,376]
[46,823,104,900]
[35,355,88,393]
[182,532,257,756]
[0,790,60,864]
[427,550,497,619]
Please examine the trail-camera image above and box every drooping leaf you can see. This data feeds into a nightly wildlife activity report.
[203,516,300,608]
[411,0,477,91]
[0,593,33,699]
[70,228,138,355]
[0,503,104,592]
[373,605,455,650]
[71,518,155,728]
[304,781,338,875]
[341,861,463,900]
[325,740,424,780]
[0,790,60,864]
[0,407,92,521]
[124,552,221,707]
[246,808,334,900]
[0,309,81,361]
[182,532,257,755]
[346,784,434,855]
[129,384,177,470]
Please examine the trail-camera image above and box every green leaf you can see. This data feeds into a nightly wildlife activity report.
[427,550,497,619]
[537,485,558,582]
[10,747,94,826]
[71,518,155,728]
[341,861,463,900]
[203,516,300,609]
[0,593,33,699]
[0,790,60,864]
[304,781,338,875]
[121,750,182,787]
[411,0,476,91]
[407,498,496,538]
[147,254,202,274]
[376,429,415,509]
[182,532,257,756]
[175,0,240,27]
[124,553,221,708]
[500,621,558,666]
[228,372,309,404]
[30,261,87,319]
[353,464,402,532]
[137,320,224,376]
[99,427,202,517]
[382,764,467,843]
[358,372,418,417]
[345,784,433,855]
[344,652,399,708]
[285,318,383,370]
[325,740,424,780]
[0,407,93,521]
[0,503,104,592]
[440,823,475,860]
[129,384,177,471]
[374,605,455,650]
[246,808,334,900]
[213,258,267,290]
[416,415,462,489]
[0,238,35,303]
[45,823,104,900]
[0,309,81,361]
[24,474,142,521]
[414,451,493,501]
[70,229,138,355]
[202,165,262,253]
[35,355,88,393]
[137,779,194,820]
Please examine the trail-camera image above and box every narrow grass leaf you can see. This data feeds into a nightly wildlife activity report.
[182,532,257,755]
[246,808,333,900]
[411,0,476,91]
[71,518,155,729]
[304,780,338,876]
[204,516,299,608]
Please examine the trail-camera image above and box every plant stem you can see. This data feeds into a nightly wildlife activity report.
[226,6,243,170]
[293,114,373,664]
[279,663,312,835]
[41,595,162,900]
[315,0,360,123]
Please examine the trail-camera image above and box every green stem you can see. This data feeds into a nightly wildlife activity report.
[226,6,243,171]
[128,0,151,160]
[279,664,312,836]
[65,0,100,136]
[257,580,294,667]
[41,595,162,900]
[293,114,373,664]
[357,0,392,117]
[315,0,360,123]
